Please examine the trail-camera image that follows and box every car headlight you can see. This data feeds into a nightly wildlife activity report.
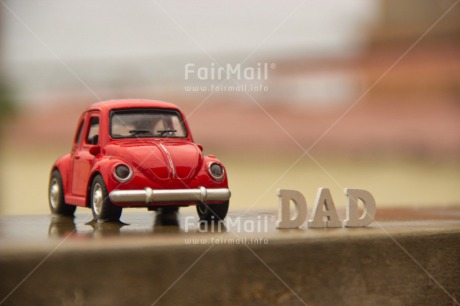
[114,164,133,183]
[208,163,225,181]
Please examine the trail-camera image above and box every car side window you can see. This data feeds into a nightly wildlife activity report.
[74,120,84,145]
[86,117,100,145]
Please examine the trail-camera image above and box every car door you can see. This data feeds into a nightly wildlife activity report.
[71,112,100,197]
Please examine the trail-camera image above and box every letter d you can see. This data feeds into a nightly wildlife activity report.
[343,189,376,227]
[276,189,307,229]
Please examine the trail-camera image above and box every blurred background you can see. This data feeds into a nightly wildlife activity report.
[0,0,459,215]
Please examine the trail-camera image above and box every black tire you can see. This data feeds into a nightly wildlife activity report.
[196,201,229,221]
[158,206,179,214]
[90,175,122,221]
[49,170,76,216]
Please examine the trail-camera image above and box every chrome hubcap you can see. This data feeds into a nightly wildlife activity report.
[92,183,103,215]
[50,178,60,209]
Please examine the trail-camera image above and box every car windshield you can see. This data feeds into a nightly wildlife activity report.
[110,109,187,139]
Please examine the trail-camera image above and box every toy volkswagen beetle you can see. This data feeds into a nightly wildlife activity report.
[48,99,230,221]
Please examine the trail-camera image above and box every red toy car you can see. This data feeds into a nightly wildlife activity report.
[48,100,231,221]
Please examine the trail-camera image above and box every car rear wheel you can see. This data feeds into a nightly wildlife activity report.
[91,175,122,221]
[49,170,76,216]
[196,201,229,221]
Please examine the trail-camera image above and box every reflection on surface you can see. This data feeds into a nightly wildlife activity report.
[153,208,180,233]
[2,211,305,247]
[48,215,77,238]
[48,209,184,238]
[44,211,274,240]
[86,220,126,237]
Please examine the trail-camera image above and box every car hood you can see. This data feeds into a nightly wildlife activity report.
[105,140,203,181]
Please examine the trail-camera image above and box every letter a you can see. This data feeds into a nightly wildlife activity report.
[308,188,342,228]
[276,189,307,229]
[343,189,377,227]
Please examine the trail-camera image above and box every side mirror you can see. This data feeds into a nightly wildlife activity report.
[89,145,101,156]
[197,144,203,152]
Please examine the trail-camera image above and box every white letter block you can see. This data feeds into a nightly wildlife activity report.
[343,189,377,227]
[276,189,307,229]
[308,188,342,228]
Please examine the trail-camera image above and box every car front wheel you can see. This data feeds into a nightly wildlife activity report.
[91,175,122,221]
[49,170,76,216]
[196,201,229,221]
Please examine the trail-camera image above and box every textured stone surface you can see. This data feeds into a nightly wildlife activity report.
[0,209,459,305]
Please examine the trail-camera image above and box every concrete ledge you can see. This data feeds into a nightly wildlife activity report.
[0,210,459,305]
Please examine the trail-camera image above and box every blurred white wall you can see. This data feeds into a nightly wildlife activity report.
[2,0,378,103]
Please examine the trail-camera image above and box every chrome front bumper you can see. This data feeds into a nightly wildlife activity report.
[109,187,231,204]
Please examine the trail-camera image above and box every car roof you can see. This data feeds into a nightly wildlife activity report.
[87,99,181,112]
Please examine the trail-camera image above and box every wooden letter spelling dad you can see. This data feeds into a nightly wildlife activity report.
[276,188,377,229]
